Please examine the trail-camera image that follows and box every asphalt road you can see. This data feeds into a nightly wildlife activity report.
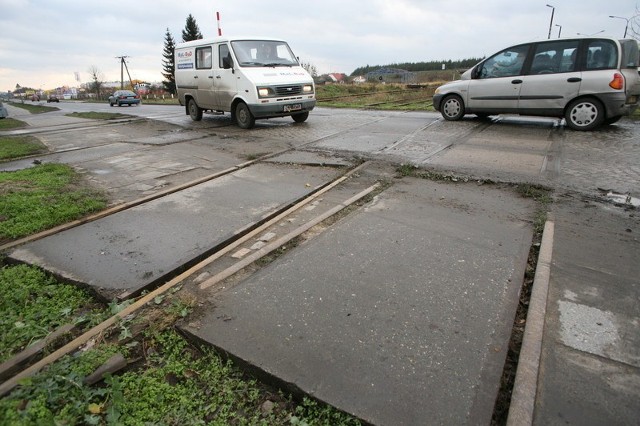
[37,100,640,197]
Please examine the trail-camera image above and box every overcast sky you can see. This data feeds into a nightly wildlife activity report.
[0,0,637,91]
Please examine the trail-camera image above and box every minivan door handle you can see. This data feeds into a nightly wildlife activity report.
[216,75,222,79]
[208,76,214,79]
[511,79,523,84]
[193,76,198,79]
[567,77,582,83]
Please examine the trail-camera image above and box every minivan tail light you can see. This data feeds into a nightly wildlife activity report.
[609,73,624,90]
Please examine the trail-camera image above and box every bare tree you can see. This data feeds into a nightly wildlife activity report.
[87,65,105,99]
[630,7,640,40]
[300,61,318,78]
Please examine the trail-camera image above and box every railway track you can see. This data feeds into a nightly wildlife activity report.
[0,138,383,396]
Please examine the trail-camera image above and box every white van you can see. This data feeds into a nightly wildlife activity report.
[433,37,640,130]
[175,36,316,129]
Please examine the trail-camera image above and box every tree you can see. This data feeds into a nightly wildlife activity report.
[300,61,318,78]
[182,14,203,42]
[162,28,176,94]
[87,65,105,99]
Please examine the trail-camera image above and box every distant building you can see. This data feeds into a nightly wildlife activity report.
[327,73,347,83]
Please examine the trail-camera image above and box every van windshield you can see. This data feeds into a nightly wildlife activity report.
[231,40,299,67]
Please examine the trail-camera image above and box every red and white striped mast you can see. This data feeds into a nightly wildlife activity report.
[216,11,222,36]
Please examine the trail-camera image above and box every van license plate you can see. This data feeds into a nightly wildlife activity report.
[284,104,302,112]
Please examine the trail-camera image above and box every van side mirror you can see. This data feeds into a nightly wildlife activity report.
[222,55,233,70]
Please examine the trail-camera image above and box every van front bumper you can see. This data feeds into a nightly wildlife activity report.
[248,99,316,118]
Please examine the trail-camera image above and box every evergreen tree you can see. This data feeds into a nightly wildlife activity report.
[182,14,203,42]
[161,28,176,94]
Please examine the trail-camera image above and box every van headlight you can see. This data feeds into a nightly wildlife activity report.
[302,84,313,93]
[258,87,274,98]
[434,87,441,94]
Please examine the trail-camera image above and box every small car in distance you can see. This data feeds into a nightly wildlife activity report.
[109,90,141,107]
[433,37,640,130]
[47,95,59,103]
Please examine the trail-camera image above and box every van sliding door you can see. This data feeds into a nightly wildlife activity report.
[195,46,216,108]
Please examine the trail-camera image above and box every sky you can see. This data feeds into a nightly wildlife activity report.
[0,0,637,92]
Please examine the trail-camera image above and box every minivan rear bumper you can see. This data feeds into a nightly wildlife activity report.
[249,99,316,118]
[597,92,639,118]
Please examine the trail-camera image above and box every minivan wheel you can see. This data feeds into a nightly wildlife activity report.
[291,112,309,123]
[235,102,255,129]
[441,95,465,121]
[565,98,605,131]
[188,99,203,121]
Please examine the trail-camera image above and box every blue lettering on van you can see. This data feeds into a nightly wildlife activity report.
[178,63,194,69]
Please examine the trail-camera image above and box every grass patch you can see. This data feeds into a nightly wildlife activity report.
[0,163,107,239]
[0,135,47,160]
[0,264,106,363]
[7,102,58,114]
[316,83,436,111]
[66,111,131,120]
[0,118,28,130]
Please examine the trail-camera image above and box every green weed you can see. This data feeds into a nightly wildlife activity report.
[0,328,361,425]
[0,264,105,363]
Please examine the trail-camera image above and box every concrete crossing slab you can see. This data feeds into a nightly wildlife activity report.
[8,163,342,299]
[183,179,535,425]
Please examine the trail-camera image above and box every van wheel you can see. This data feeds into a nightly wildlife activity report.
[565,98,604,131]
[441,95,465,121]
[188,99,203,121]
[291,112,309,123]
[235,102,255,129]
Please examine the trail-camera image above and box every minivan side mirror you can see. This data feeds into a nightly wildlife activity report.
[471,65,481,79]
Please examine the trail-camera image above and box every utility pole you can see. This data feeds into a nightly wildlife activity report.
[115,56,133,89]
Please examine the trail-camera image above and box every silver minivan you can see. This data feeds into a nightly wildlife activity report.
[433,37,640,130]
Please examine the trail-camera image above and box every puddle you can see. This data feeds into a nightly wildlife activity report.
[604,191,640,207]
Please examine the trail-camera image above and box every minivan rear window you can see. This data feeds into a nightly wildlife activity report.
[585,40,617,70]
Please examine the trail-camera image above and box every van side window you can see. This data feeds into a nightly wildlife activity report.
[219,44,232,68]
[586,40,617,70]
[196,47,212,69]
[478,45,529,79]
[530,40,579,74]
